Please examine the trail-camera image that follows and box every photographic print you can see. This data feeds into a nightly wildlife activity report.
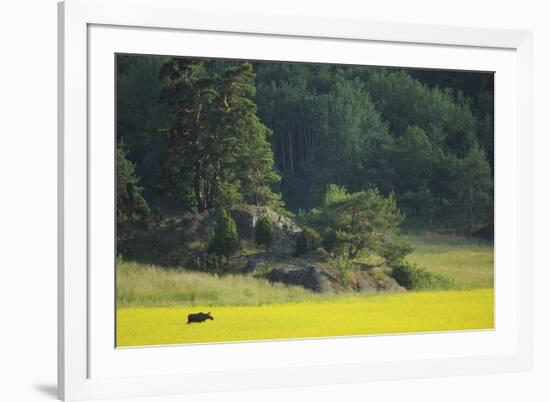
[115,54,494,347]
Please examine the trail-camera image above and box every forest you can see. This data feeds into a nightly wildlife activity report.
[117,55,493,236]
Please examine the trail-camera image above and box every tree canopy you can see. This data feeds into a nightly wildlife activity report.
[307,185,404,259]
[116,55,493,240]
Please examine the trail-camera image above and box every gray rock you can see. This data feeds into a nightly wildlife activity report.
[266,265,338,292]
[229,255,247,266]
[230,208,256,240]
[244,257,260,273]
[230,205,301,256]
[354,267,405,293]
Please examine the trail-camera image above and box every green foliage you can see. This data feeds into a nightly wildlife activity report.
[366,69,478,153]
[390,260,454,290]
[361,70,493,231]
[331,256,355,289]
[208,210,239,259]
[294,227,322,256]
[393,126,433,191]
[116,140,150,246]
[323,184,350,205]
[308,185,404,259]
[454,145,492,233]
[159,59,282,213]
[116,55,171,204]
[253,64,492,230]
[255,216,274,247]
[255,66,389,210]
[380,240,414,266]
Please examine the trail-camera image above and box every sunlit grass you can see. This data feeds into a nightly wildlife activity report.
[402,233,493,289]
[117,261,316,307]
[117,288,494,346]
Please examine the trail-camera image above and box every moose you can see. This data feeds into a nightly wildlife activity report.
[187,312,214,324]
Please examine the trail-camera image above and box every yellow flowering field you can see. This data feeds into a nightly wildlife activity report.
[117,288,493,347]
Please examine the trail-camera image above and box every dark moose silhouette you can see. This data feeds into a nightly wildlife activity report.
[187,312,214,324]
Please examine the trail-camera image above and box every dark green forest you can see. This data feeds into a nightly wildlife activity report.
[116,55,493,266]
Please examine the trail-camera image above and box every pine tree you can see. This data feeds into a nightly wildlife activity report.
[160,58,218,212]
[160,59,281,212]
[219,63,282,210]
[308,185,404,259]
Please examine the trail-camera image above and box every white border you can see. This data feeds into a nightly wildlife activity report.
[59,0,533,400]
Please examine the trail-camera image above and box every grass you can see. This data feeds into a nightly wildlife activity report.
[117,261,316,307]
[402,232,494,289]
[117,288,494,346]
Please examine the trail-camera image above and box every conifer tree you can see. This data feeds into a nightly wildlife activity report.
[208,210,239,259]
[255,216,274,247]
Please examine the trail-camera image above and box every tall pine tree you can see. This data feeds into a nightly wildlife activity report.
[160,59,281,212]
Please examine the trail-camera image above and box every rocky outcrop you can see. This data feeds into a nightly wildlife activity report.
[354,267,405,293]
[230,205,300,255]
[263,261,404,293]
[135,203,406,295]
[244,255,271,274]
[266,265,339,292]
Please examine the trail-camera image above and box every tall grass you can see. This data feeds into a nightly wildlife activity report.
[117,261,316,307]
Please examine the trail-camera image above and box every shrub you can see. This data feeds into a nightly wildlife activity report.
[390,260,454,290]
[294,228,322,256]
[208,210,239,260]
[255,216,274,247]
[380,240,414,265]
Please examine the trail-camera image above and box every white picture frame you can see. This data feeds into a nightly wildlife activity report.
[58,0,533,400]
